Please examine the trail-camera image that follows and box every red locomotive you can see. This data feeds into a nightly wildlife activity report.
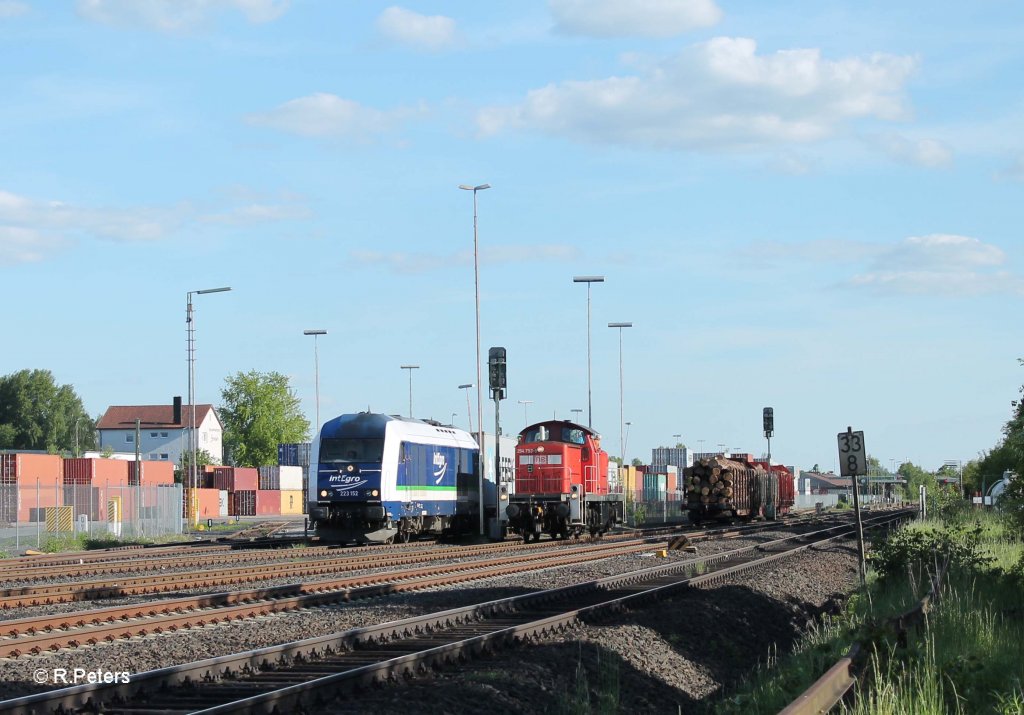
[504,420,623,541]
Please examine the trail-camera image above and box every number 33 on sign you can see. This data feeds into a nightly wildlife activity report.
[837,428,867,477]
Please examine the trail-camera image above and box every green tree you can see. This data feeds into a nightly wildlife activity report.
[0,369,95,454]
[175,448,216,484]
[898,461,937,500]
[977,358,1024,494]
[219,370,310,467]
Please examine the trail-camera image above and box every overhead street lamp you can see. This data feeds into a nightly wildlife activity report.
[624,421,632,465]
[458,383,474,433]
[570,408,583,423]
[459,182,491,536]
[608,321,632,470]
[186,286,231,527]
[400,365,420,418]
[518,399,533,426]
[303,330,327,430]
[574,276,604,428]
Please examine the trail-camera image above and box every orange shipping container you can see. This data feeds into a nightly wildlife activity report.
[280,490,304,515]
[185,488,221,519]
[63,458,129,487]
[15,482,60,522]
[1,453,63,484]
[129,461,175,486]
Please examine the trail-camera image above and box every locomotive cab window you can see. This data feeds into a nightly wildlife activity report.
[320,438,384,462]
[561,427,586,445]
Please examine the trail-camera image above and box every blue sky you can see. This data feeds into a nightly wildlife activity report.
[2,0,1022,474]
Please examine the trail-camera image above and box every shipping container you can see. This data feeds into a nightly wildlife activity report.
[184,488,221,519]
[211,467,258,492]
[277,443,311,467]
[1,453,64,484]
[280,489,304,515]
[62,458,129,487]
[257,466,280,491]
[255,489,280,516]
[230,490,256,517]
[12,481,60,522]
[279,465,302,491]
[218,490,229,517]
[128,461,175,486]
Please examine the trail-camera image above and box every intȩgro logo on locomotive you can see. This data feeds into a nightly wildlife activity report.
[328,473,368,489]
[432,452,447,484]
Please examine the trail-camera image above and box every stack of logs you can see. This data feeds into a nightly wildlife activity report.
[685,457,749,508]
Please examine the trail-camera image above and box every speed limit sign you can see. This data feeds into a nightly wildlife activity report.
[837,428,867,476]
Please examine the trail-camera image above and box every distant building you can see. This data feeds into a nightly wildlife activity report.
[800,471,853,495]
[96,398,223,467]
[651,447,693,471]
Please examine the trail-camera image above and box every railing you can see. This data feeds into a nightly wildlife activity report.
[779,558,948,714]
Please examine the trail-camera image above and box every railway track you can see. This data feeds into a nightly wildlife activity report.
[0,509,914,714]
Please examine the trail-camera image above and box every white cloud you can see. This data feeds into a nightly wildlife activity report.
[246,93,422,139]
[0,227,64,266]
[351,244,581,274]
[550,0,721,37]
[875,133,953,168]
[478,37,917,152]
[76,0,289,32]
[849,234,1021,296]
[0,1,29,19]
[376,6,457,52]
[0,187,310,264]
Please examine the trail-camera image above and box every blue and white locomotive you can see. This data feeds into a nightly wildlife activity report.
[306,412,481,543]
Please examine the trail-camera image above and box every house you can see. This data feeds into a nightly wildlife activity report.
[96,397,224,467]
[800,471,853,495]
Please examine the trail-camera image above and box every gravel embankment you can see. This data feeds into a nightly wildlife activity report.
[0,530,860,711]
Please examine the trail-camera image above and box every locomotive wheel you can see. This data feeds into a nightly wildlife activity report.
[399,531,411,543]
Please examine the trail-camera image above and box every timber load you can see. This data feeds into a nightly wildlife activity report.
[685,456,771,522]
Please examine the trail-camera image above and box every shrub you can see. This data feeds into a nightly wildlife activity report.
[869,521,993,585]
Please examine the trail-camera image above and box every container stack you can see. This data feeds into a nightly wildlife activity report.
[1,454,63,522]
[128,460,175,486]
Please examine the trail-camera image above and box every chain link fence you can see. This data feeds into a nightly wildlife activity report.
[0,483,183,555]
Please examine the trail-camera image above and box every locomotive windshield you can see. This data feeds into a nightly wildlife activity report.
[319,437,384,462]
[521,425,586,445]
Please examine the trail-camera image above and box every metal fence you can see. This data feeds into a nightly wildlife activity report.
[620,489,688,526]
[0,483,183,554]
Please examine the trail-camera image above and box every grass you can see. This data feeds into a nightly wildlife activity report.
[711,510,1024,715]
[38,531,191,553]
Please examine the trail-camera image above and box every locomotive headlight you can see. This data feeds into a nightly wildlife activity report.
[570,492,579,499]
[500,492,508,501]
[371,489,379,497]
[320,490,328,497]
[346,465,355,472]
[536,446,545,453]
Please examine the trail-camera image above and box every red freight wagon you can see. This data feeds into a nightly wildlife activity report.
[63,458,129,486]
[1,454,63,484]
[255,490,280,516]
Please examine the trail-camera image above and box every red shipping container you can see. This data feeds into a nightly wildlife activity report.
[212,467,258,492]
[230,490,256,516]
[255,490,280,515]
[129,461,175,486]
[62,458,129,487]
[1,453,64,484]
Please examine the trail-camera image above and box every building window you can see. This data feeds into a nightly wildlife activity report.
[161,432,168,437]
[149,453,159,460]
[161,453,169,460]
[150,432,158,437]
[126,434,134,443]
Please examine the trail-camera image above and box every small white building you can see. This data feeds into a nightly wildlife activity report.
[96,399,224,467]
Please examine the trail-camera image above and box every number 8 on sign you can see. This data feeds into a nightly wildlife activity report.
[837,429,867,477]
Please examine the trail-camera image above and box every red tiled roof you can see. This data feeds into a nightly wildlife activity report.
[803,472,852,488]
[96,404,217,430]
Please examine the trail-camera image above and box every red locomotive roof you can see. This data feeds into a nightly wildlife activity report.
[518,419,600,440]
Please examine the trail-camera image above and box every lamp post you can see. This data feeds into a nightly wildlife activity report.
[570,408,583,423]
[458,383,474,433]
[697,439,705,458]
[624,422,632,465]
[74,416,85,458]
[518,399,533,426]
[574,276,604,427]
[186,286,231,527]
[451,412,458,426]
[459,182,490,536]
[608,321,632,470]
[717,443,726,456]
[303,329,327,430]
[400,365,420,418]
